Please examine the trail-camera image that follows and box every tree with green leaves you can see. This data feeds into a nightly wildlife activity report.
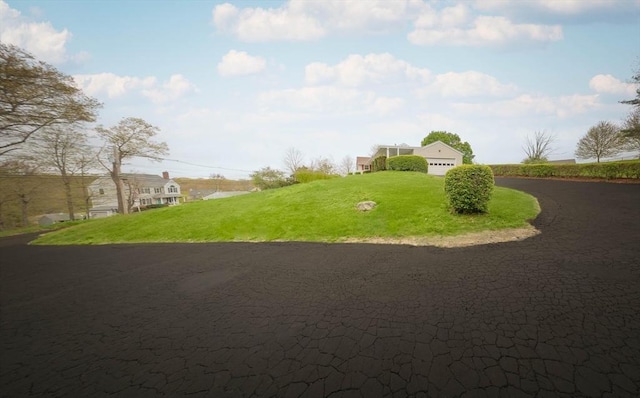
[421,131,475,164]
[96,117,169,214]
[250,167,292,190]
[575,121,626,163]
[0,43,101,157]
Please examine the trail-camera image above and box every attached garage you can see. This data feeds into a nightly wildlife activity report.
[368,140,465,176]
[413,141,464,176]
[426,158,457,176]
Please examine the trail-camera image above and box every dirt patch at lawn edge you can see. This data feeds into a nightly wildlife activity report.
[341,225,540,248]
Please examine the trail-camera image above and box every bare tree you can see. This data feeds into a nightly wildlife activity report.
[31,126,93,220]
[76,153,98,219]
[0,176,15,230]
[339,155,355,176]
[283,147,304,176]
[0,43,101,157]
[123,175,142,213]
[2,159,41,226]
[522,131,555,164]
[575,121,627,163]
[210,173,226,191]
[621,108,640,156]
[96,117,169,214]
[309,156,336,175]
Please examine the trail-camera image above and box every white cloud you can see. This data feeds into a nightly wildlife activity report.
[212,0,423,42]
[258,86,403,115]
[409,14,562,46]
[0,0,72,63]
[142,74,197,104]
[73,73,156,98]
[423,71,517,98]
[212,2,325,42]
[73,73,195,103]
[589,74,637,96]
[452,94,600,118]
[305,53,431,87]
[217,50,266,76]
[211,0,566,47]
[475,0,636,15]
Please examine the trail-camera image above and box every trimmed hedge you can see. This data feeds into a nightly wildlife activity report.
[444,165,495,214]
[294,170,338,183]
[386,155,428,173]
[490,160,640,179]
[372,155,387,172]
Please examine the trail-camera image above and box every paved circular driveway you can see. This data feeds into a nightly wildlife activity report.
[1,178,639,397]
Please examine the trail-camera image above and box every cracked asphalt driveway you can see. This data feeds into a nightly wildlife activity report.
[1,178,639,397]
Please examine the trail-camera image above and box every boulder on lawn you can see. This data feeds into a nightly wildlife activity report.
[356,201,377,212]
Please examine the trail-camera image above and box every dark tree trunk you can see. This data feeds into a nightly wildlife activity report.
[110,159,128,214]
[19,195,29,226]
[61,171,75,221]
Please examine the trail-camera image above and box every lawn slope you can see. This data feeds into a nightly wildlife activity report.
[33,172,539,245]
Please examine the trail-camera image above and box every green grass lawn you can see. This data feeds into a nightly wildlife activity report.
[32,171,539,245]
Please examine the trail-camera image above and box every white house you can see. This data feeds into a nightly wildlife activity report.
[88,171,181,218]
[365,141,465,176]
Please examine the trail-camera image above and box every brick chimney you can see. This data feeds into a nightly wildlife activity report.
[162,171,169,179]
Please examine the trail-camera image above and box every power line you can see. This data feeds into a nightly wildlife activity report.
[157,158,253,173]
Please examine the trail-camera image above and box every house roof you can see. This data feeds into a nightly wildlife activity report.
[91,173,180,188]
[420,140,465,156]
[202,191,251,200]
[356,157,370,164]
[121,173,179,187]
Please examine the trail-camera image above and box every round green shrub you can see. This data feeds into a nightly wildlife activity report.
[372,155,387,172]
[386,155,428,173]
[444,165,495,214]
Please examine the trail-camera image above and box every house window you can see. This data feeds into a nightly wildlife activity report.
[154,187,162,194]
[142,188,151,194]
[99,189,104,195]
[168,185,178,193]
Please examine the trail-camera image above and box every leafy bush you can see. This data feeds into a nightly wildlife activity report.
[386,155,428,173]
[444,165,494,214]
[250,167,296,190]
[294,169,338,183]
[489,160,640,179]
[372,155,387,172]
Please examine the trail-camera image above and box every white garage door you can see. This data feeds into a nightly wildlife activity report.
[427,158,456,176]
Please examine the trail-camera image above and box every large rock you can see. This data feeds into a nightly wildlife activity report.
[356,201,377,212]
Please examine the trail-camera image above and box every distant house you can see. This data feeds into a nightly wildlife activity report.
[361,141,464,176]
[356,157,371,173]
[38,213,72,227]
[88,171,181,218]
[202,191,251,200]
[187,189,217,201]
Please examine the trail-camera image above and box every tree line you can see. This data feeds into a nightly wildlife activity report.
[1,43,169,229]
[523,68,640,164]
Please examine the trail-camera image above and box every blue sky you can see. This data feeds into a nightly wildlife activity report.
[2,0,639,178]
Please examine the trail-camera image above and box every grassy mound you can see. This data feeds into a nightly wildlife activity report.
[32,172,539,245]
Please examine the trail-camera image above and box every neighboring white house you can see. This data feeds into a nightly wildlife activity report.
[364,141,464,176]
[88,171,181,218]
[38,213,72,226]
[202,191,251,200]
